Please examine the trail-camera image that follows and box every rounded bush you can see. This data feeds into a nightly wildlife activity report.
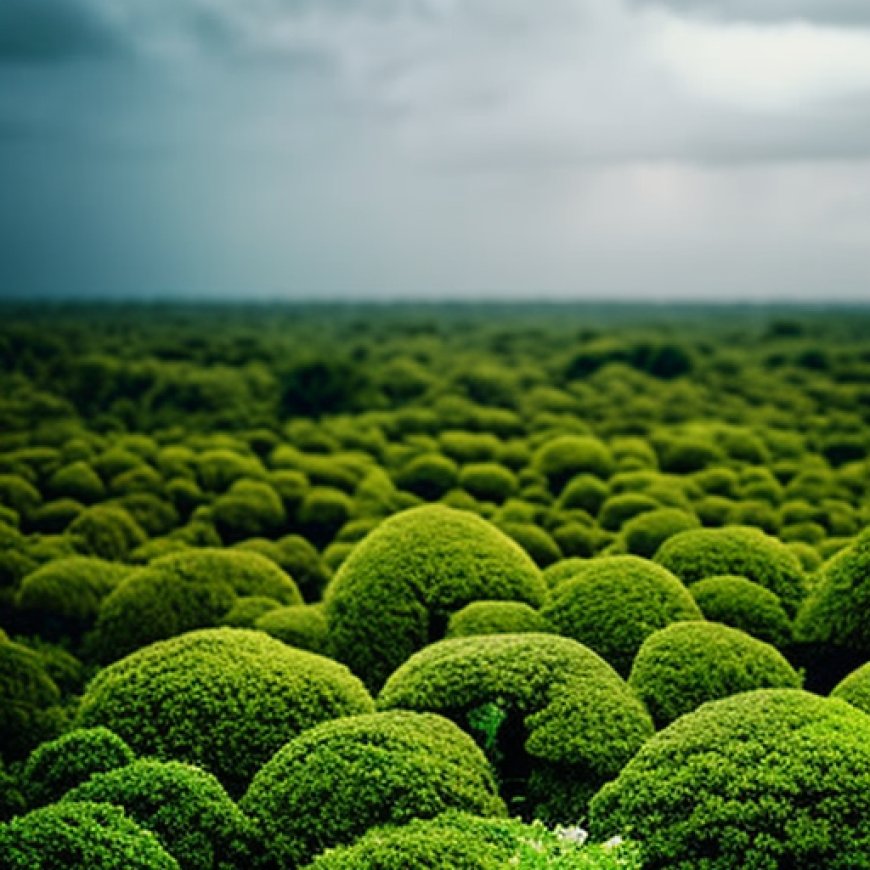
[654,526,807,615]
[0,474,42,519]
[551,522,597,558]
[378,633,653,822]
[558,474,610,515]
[242,710,505,867]
[598,493,660,533]
[795,529,870,655]
[16,557,128,643]
[237,534,330,602]
[446,601,548,638]
[0,758,25,822]
[22,727,135,807]
[0,637,65,761]
[498,522,563,568]
[195,449,265,494]
[395,453,459,500]
[542,557,588,590]
[628,621,802,727]
[65,759,261,870]
[689,575,793,647]
[92,548,302,661]
[212,479,286,543]
[541,556,701,676]
[298,487,354,547]
[458,462,517,503]
[533,437,614,494]
[0,800,179,869]
[255,603,330,654]
[75,627,374,796]
[326,505,545,690]
[29,498,85,534]
[221,595,281,628]
[67,505,147,561]
[831,661,870,716]
[621,508,699,559]
[589,690,870,869]
[46,461,105,504]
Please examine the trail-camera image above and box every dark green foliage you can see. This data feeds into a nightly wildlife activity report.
[195,450,266,494]
[220,595,281,627]
[628,621,801,727]
[65,759,262,870]
[795,529,870,655]
[0,801,180,869]
[280,356,369,417]
[46,461,105,504]
[0,758,25,822]
[589,690,870,869]
[541,556,701,676]
[326,505,545,690]
[458,462,518,503]
[394,453,459,500]
[621,508,699,559]
[298,486,354,548]
[241,711,506,867]
[0,474,42,519]
[654,525,808,615]
[75,627,374,795]
[533,437,614,493]
[22,727,135,807]
[446,601,548,638]
[543,558,588,590]
[831,661,870,715]
[689,575,793,646]
[68,504,147,561]
[237,534,329,602]
[598,494,660,533]
[558,474,610,515]
[212,479,286,543]
[499,522,563,567]
[92,548,301,661]
[0,637,66,761]
[117,492,180,537]
[255,603,330,654]
[378,633,653,822]
[552,522,597,558]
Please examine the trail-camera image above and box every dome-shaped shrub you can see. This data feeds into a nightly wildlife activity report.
[46,461,105,504]
[551,522,597,558]
[0,638,65,761]
[75,627,374,796]
[0,758,25,822]
[212,480,286,543]
[589,690,870,868]
[236,534,330,602]
[195,449,265,494]
[541,556,701,675]
[298,487,354,548]
[498,522,563,568]
[16,557,129,643]
[654,525,807,615]
[220,595,280,628]
[795,529,870,656]
[598,493,660,533]
[628,622,801,727]
[22,727,135,807]
[378,633,653,822]
[68,505,147,561]
[689,575,793,647]
[241,710,505,867]
[29,498,85,534]
[395,453,459,500]
[0,800,178,869]
[621,508,699,559]
[533,437,614,494]
[458,463,517,503]
[557,474,610,515]
[116,493,179,538]
[831,661,870,715]
[0,474,42,520]
[326,505,545,690]
[542,557,588,590]
[446,601,548,638]
[92,549,302,661]
[65,760,261,870]
[255,604,330,654]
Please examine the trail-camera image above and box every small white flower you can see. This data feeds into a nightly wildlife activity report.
[555,825,589,846]
[603,835,624,850]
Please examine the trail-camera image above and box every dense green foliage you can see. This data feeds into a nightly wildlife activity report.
[589,690,870,868]
[446,600,548,637]
[831,661,870,715]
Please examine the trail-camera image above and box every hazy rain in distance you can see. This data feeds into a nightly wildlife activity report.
[1,0,869,300]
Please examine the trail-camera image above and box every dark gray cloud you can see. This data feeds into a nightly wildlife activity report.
[634,0,870,24]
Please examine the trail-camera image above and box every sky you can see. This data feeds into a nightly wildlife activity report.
[1,0,869,301]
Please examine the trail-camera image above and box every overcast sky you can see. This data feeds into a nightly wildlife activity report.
[1,0,869,301]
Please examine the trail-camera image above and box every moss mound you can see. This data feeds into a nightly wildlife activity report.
[75,627,374,796]
[0,801,179,869]
[92,549,302,661]
[831,661,870,715]
[540,556,701,675]
[65,759,261,870]
[533,437,614,494]
[22,727,135,807]
[67,505,147,561]
[378,633,653,822]
[241,710,505,867]
[326,505,545,690]
[654,526,807,615]
[628,621,802,727]
[621,508,699,559]
[689,575,793,647]
[589,689,870,869]
[446,601,548,638]
[255,603,330,654]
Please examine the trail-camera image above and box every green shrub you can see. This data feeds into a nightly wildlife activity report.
[166,477,205,517]
[212,479,286,543]
[597,494,660,533]
[726,499,779,534]
[304,811,641,870]
[628,622,801,727]
[557,475,609,515]
[16,557,129,643]
[446,601,548,638]
[195,449,265,493]
[0,801,179,869]
[22,727,135,807]
[109,465,164,498]
[688,575,792,647]
[394,453,459,500]
[831,661,870,715]
[117,493,179,537]
[551,523,597,558]
[326,505,545,690]
[378,633,653,822]
[242,711,505,867]
[75,627,373,796]
[440,431,502,463]
[620,508,699,559]
[28,498,84,534]
[221,595,281,627]
[499,522,563,568]
[237,534,330,602]
[46,461,105,503]
[656,436,723,474]
[0,474,42,519]
[691,467,739,498]
[255,603,330,654]
[795,529,870,655]
[92,548,302,661]
[541,556,701,676]
[298,486,354,548]
[533,437,614,494]
[65,760,262,870]
[0,758,25,822]
[459,463,518,503]
[787,540,823,573]
[543,558,588,590]
[0,637,66,761]
[68,505,147,561]
[693,495,733,527]
[92,447,144,481]
[268,468,309,514]
[654,526,807,615]
[589,689,870,869]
